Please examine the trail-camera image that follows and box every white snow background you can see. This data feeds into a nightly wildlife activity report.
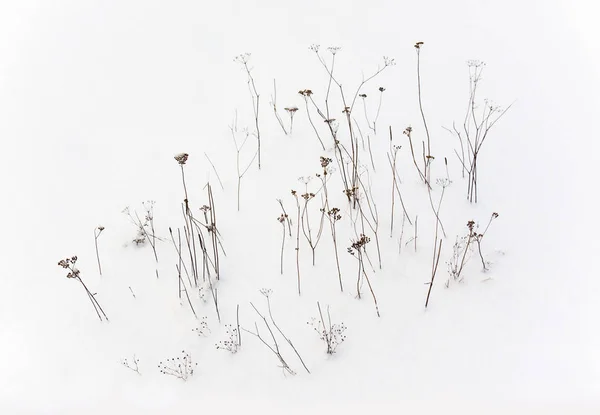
[0,0,599,413]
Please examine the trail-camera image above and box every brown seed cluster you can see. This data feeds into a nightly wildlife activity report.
[58,256,80,278]
[174,153,189,165]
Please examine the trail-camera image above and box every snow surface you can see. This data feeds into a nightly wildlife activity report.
[1,0,599,413]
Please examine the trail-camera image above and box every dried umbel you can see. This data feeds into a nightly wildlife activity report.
[348,234,371,256]
[467,220,476,233]
[58,256,80,278]
[174,153,189,165]
[277,214,287,224]
[327,208,342,222]
[57,255,109,321]
[284,107,298,114]
[414,41,424,49]
[320,156,332,169]
[298,89,313,97]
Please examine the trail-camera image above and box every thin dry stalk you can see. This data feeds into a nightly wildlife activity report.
[235,53,262,169]
[204,152,225,190]
[262,292,310,374]
[414,41,433,184]
[291,190,302,295]
[276,199,293,237]
[230,123,259,211]
[94,226,104,275]
[271,79,288,135]
[425,238,443,308]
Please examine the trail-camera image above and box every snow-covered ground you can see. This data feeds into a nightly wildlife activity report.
[1,1,598,413]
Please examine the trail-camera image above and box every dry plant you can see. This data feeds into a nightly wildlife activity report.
[230,121,259,211]
[270,79,288,135]
[58,256,109,322]
[307,44,395,207]
[158,350,197,381]
[355,168,383,269]
[121,355,140,375]
[277,213,287,275]
[243,289,310,375]
[234,53,262,169]
[298,176,326,266]
[359,86,386,135]
[388,126,412,237]
[446,212,499,286]
[123,201,161,278]
[445,60,512,202]
[424,179,450,308]
[204,152,225,190]
[403,126,428,187]
[308,302,347,355]
[171,154,223,322]
[284,107,298,134]
[414,41,434,185]
[316,156,344,291]
[298,89,326,150]
[291,190,302,295]
[192,316,211,337]
[404,215,419,252]
[326,207,344,292]
[93,225,104,276]
[216,324,241,354]
[347,234,380,317]
[276,198,293,237]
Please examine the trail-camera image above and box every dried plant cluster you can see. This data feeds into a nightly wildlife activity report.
[168,153,225,322]
[55,42,509,379]
[58,256,109,322]
[309,303,347,355]
[215,324,241,354]
[158,350,197,381]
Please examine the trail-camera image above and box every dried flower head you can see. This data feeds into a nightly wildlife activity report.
[174,153,189,165]
[259,288,272,298]
[327,46,341,55]
[320,156,332,168]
